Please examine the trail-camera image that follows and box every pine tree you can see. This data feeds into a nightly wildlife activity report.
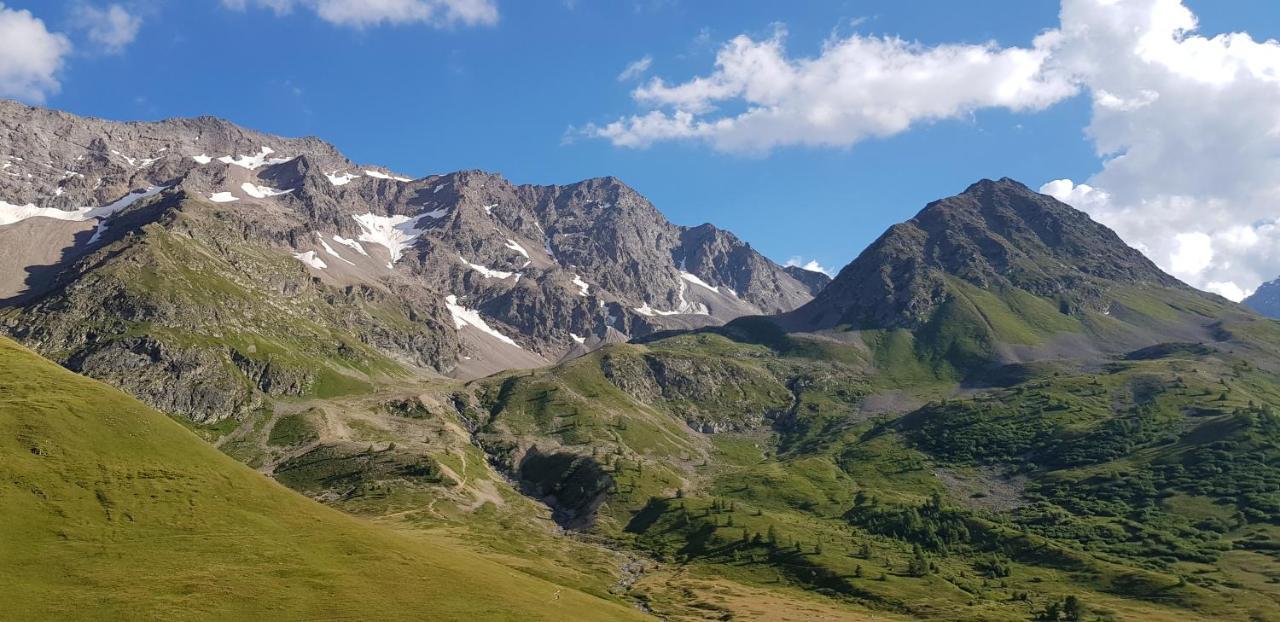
[1062,595,1083,621]
[907,545,930,577]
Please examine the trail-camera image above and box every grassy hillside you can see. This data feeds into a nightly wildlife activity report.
[0,336,647,621]
[444,297,1280,621]
[118,278,1280,621]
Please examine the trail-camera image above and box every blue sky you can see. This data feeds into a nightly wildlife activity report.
[4,1,1280,293]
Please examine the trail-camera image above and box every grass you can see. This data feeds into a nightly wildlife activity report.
[266,410,320,447]
[442,281,1280,621]
[0,336,647,621]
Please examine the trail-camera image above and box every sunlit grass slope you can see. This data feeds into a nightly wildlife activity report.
[0,336,647,621]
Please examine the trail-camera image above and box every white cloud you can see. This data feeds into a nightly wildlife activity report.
[785,256,832,277]
[588,0,1280,300]
[1168,232,1213,278]
[617,55,652,82]
[583,26,1077,152]
[1205,281,1253,302]
[220,0,498,28]
[71,3,142,54]
[0,4,71,103]
[1038,0,1280,302]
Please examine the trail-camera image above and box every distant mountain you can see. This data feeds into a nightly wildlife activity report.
[1244,277,1280,317]
[0,100,811,421]
[775,178,1226,374]
[787,177,1183,331]
[782,264,831,295]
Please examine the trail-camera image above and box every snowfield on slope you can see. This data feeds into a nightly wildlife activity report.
[445,295,521,348]
[352,213,430,267]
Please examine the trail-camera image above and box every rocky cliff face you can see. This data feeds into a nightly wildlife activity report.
[782,265,831,295]
[0,100,811,420]
[1244,278,1280,318]
[784,178,1184,331]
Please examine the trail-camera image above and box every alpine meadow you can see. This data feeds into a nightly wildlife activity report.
[2,1,1280,620]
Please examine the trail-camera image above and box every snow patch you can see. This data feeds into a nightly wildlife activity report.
[191,154,212,164]
[219,147,292,170]
[0,186,166,244]
[634,281,709,316]
[445,295,521,348]
[672,280,710,315]
[240,183,293,199]
[111,150,136,166]
[86,186,167,243]
[331,235,368,256]
[293,251,327,270]
[365,170,413,182]
[351,213,428,265]
[504,239,530,258]
[209,192,238,203]
[459,255,517,279]
[0,201,86,225]
[482,203,497,215]
[680,271,720,293]
[88,186,165,219]
[326,171,358,186]
[571,274,590,297]
[316,234,354,265]
[570,333,586,344]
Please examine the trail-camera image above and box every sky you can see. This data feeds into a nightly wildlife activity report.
[2,1,1280,300]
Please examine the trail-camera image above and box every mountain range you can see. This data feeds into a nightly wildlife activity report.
[3,103,1279,621]
[0,99,814,422]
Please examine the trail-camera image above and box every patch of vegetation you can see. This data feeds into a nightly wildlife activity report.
[267,411,320,447]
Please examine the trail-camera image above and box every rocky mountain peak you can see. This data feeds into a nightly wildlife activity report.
[0,101,816,419]
[782,265,831,295]
[1243,277,1280,318]
[785,177,1184,331]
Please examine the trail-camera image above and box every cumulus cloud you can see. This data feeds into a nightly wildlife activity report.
[71,3,142,54]
[617,55,652,82]
[220,0,498,28]
[1038,0,1280,301]
[785,256,833,277]
[587,0,1280,301]
[0,4,71,103]
[583,25,1077,151]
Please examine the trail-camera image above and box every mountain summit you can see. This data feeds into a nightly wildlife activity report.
[786,177,1182,331]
